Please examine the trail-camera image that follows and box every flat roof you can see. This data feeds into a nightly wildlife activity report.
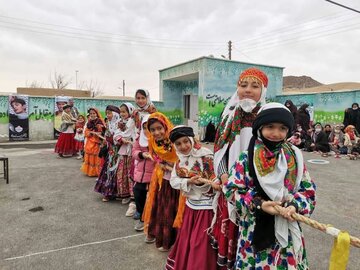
[159,56,284,72]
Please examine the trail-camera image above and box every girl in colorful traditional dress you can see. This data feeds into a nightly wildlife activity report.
[165,126,218,270]
[55,104,77,157]
[133,89,157,130]
[74,115,86,160]
[81,108,105,177]
[223,103,316,270]
[212,67,268,269]
[132,114,156,231]
[94,105,122,201]
[114,103,137,210]
[142,112,179,251]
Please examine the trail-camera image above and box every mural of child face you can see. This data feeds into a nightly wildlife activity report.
[78,116,85,122]
[261,123,289,142]
[56,101,67,112]
[174,136,192,155]
[149,120,166,141]
[11,101,26,114]
[120,105,130,119]
[64,107,71,113]
[135,92,147,108]
[237,78,262,101]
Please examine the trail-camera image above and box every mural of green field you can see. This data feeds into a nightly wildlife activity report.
[159,109,183,125]
[199,97,224,126]
[313,110,344,124]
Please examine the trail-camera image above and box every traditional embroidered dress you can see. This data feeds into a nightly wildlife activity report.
[223,103,316,270]
[54,110,77,156]
[165,128,217,270]
[81,108,105,177]
[74,119,85,152]
[114,103,136,198]
[94,106,121,198]
[143,112,179,250]
[212,67,268,269]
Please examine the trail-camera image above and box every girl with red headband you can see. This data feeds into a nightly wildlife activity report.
[212,67,268,269]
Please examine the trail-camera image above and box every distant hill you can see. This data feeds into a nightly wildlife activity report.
[283,76,323,89]
[283,82,360,94]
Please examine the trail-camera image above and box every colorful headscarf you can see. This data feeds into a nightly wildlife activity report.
[214,68,268,175]
[143,112,178,232]
[86,107,105,131]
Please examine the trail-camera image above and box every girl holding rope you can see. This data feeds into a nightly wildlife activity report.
[223,103,316,269]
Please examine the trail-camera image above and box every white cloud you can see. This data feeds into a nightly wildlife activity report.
[0,0,359,99]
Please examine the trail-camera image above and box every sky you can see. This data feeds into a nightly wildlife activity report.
[0,0,359,100]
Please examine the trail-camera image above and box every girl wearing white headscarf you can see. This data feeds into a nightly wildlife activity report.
[133,89,157,130]
[114,102,137,206]
[211,67,268,269]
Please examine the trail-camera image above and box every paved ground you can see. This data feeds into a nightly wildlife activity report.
[0,145,359,270]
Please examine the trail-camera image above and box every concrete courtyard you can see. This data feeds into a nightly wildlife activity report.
[0,143,359,270]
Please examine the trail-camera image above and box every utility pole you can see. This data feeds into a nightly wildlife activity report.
[122,80,125,96]
[75,70,79,89]
[228,40,232,60]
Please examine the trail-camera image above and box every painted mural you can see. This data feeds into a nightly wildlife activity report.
[0,95,167,141]
[8,95,29,141]
[160,57,284,128]
[275,91,359,125]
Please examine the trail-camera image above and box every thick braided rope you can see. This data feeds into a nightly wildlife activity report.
[274,205,360,248]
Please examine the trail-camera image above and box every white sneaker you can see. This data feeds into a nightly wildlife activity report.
[125,202,136,217]
[134,221,144,231]
[121,198,131,205]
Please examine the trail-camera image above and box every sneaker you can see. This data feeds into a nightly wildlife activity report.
[76,155,82,160]
[133,211,141,220]
[134,221,144,231]
[121,198,131,205]
[158,247,169,252]
[145,236,156,243]
[125,202,136,217]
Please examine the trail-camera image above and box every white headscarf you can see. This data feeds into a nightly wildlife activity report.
[121,102,135,119]
[135,89,153,111]
[139,114,150,147]
[108,111,121,135]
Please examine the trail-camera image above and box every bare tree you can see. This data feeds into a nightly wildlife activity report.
[49,71,71,89]
[84,80,104,97]
[26,80,44,88]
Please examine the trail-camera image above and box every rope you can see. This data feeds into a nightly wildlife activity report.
[274,205,360,248]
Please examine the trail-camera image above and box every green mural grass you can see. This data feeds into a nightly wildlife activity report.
[158,109,183,125]
[199,97,224,126]
[313,110,344,124]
